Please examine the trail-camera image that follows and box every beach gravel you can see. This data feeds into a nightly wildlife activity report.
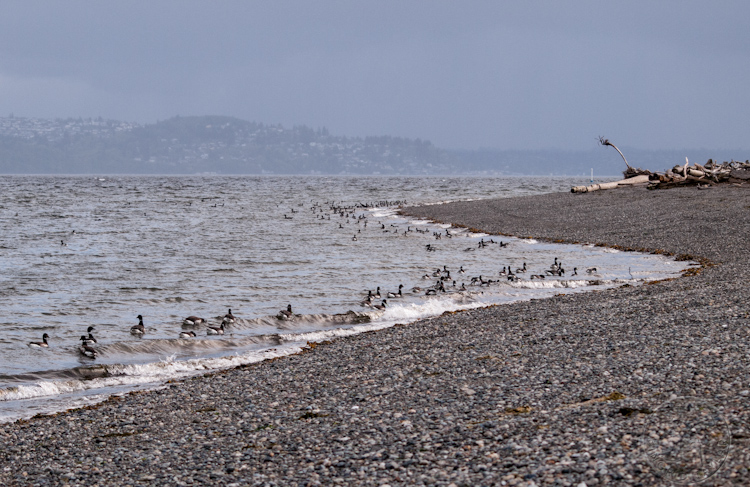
[1,186,749,486]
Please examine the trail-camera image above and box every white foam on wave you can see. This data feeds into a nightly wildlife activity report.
[0,347,294,405]
[370,209,398,218]
[276,321,393,344]
[508,278,605,290]
[418,197,484,207]
[379,295,485,322]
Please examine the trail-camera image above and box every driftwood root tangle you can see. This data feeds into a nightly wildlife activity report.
[648,158,750,190]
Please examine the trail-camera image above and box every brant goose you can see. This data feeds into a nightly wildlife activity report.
[222,309,236,324]
[28,333,50,348]
[183,316,206,326]
[207,323,225,335]
[130,315,146,336]
[278,305,294,320]
[79,337,97,358]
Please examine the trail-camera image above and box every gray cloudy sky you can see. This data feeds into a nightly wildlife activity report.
[1,1,748,150]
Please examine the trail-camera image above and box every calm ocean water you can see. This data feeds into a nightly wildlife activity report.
[0,175,689,422]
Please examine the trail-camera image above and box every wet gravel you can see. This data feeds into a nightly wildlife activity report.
[1,185,749,486]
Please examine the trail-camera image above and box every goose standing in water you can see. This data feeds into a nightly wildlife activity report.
[79,336,97,358]
[28,333,50,348]
[130,315,145,336]
[278,304,294,320]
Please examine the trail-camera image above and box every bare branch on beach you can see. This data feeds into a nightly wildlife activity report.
[599,136,632,170]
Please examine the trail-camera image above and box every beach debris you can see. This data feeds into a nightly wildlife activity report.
[571,174,649,193]
[573,136,749,192]
[599,136,653,177]
[571,137,653,193]
[646,157,750,189]
[599,136,632,170]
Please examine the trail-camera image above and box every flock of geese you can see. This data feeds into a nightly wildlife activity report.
[27,305,296,360]
[359,257,600,304]
[305,200,606,316]
[29,200,603,361]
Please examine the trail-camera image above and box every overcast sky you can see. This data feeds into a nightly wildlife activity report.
[1,1,748,150]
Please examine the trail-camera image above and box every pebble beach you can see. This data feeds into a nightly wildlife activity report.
[2,185,749,486]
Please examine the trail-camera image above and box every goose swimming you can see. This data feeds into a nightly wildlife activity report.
[179,330,197,338]
[81,326,97,345]
[207,323,225,335]
[387,284,403,298]
[28,333,50,348]
[81,334,97,346]
[130,315,145,336]
[278,304,294,320]
[79,337,97,358]
[222,309,236,324]
[183,316,206,326]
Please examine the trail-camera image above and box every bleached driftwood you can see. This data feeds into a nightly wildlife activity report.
[598,136,653,180]
[647,157,750,189]
[571,174,650,193]
[590,135,749,190]
[599,137,632,170]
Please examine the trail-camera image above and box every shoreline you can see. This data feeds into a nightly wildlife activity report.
[2,186,748,486]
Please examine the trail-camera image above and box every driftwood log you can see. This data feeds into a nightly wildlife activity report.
[647,158,750,189]
[575,136,749,192]
[571,174,650,193]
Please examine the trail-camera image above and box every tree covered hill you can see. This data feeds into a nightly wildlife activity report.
[0,115,742,175]
[0,115,459,175]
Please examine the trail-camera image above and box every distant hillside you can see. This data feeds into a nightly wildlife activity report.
[0,115,745,175]
[0,116,459,174]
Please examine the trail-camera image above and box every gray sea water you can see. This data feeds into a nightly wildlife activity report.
[0,175,690,422]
